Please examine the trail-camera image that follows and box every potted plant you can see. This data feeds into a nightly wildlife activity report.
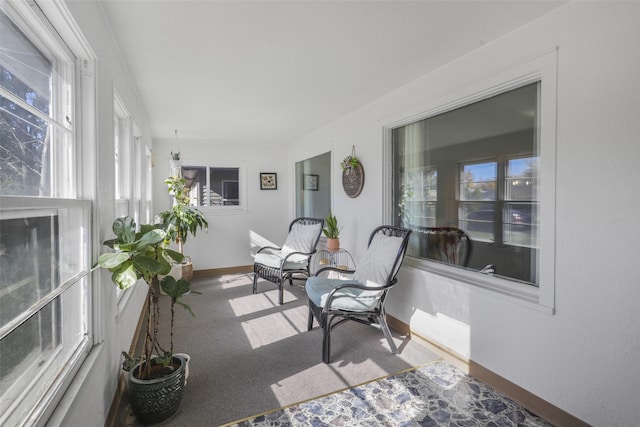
[157,175,208,280]
[96,216,197,424]
[323,211,340,251]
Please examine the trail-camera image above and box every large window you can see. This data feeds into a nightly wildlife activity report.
[391,83,540,285]
[0,3,92,425]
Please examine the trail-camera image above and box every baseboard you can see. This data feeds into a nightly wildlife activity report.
[193,265,253,277]
[386,315,587,427]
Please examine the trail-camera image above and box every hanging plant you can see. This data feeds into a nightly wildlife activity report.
[340,146,361,174]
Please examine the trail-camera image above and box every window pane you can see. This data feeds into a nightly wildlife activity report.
[459,202,495,242]
[0,208,89,425]
[0,99,51,196]
[211,167,239,206]
[504,202,538,247]
[392,82,539,284]
[0,12,51,115]
[182,166,206,206]
[460,162,497,201]
[0,214,57,325]
[505,157,538,201]
[0,284,88,425]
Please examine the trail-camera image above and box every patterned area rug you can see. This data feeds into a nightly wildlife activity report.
[224,361,553,426]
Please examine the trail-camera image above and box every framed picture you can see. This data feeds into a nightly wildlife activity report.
[260,172,277,190]
[304,174,319,191]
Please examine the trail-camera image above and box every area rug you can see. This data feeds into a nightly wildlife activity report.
[223,360,553,427]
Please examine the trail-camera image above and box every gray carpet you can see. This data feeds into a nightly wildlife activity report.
[118,273,442,426]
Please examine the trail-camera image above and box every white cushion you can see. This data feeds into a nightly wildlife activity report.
[282,222,322,254]
[353,232,404,290]
[254,252,308,270]
[306,277,379,311]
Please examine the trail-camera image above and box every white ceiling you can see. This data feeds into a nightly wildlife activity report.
[97,0,565,145]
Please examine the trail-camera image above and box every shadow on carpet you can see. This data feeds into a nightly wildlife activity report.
[223,360,554,427]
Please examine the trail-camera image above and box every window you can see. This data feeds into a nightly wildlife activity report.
[391,83,540,285]
[114,92,131,218]
[181,165,244,208]
[0,3,92,425]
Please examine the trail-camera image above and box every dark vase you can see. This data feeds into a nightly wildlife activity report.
[128,355,186,424]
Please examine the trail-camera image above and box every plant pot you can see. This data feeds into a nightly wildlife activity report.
[181,256,193,281]
[128,355,187,424]
[327,238,340,252]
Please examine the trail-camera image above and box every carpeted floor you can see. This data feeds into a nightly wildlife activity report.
[117,273,444,426]
[223,360,553,427]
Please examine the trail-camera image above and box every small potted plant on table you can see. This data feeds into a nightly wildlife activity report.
[323,212,340,252]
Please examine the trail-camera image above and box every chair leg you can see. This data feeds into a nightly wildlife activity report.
[378,314,397,354]
[307,304,314,331]
[252,273,258,294]
[278,283,284,305]
[322,314,331,364]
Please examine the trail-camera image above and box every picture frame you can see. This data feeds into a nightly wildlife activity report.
[304,174,319,191]
[260,172,277,190]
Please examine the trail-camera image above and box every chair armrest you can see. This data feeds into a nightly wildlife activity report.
[257,245,282,254]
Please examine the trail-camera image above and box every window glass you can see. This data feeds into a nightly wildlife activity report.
[0,12,53,197]
[392,83,539,284]
[182,165,241,207]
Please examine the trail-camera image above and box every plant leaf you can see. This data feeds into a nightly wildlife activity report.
[113,217,136,244]
[112,263,138,289]
[133,255,171,275]
[97,252,130,269]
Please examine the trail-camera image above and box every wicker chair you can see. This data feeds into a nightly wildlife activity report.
[253,217,324,305]
[306,225,412,363]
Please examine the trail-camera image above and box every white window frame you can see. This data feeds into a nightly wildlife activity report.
[180,161,247,214]
[383,51,557,312]
[0,0,96,424]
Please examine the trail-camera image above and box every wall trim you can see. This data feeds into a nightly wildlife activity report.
[387,315,587,427]
[193,265,253,277]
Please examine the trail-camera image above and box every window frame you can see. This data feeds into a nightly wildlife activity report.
[180,160,247,213]
[0,0,97,424]
[382,51,557,312]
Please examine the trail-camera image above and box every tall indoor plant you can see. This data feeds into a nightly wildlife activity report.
[97,216,196,423]
[158,176,208,280]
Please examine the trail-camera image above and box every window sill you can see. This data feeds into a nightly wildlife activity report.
[403,256,554,314]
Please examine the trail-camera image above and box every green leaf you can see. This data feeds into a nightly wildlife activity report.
[160,277,191,299]
[133,255,171,275]
[97,252,130,269]
[164,248,184,264]
[175,300,196,317]
[113,217,136,244]
[112,263,138,289]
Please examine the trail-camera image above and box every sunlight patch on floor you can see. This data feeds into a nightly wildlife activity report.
[240,307,307,349]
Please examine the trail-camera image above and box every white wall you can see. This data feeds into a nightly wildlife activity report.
[152,140,290,270]
[287,3,640,426]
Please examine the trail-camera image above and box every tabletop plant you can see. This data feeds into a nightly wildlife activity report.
[322,211,340,239]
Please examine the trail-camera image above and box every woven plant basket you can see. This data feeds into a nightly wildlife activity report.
[181,256,193,281]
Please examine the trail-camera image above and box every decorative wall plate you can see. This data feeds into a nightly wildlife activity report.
[342,163,364,198]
